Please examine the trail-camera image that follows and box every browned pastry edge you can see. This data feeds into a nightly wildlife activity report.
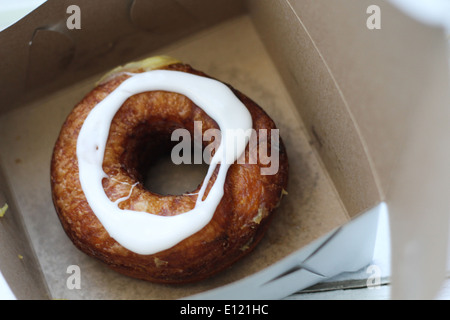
[50,63,289,284]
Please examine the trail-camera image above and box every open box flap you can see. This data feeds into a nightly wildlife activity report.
[249,0,450,299]
[186,203,382,299]
[0,0,246,115]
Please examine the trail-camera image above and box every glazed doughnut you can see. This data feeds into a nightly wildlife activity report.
[51,56,289,284]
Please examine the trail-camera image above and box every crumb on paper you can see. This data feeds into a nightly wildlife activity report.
[240,237,254,252]
[154,257,168,267]
[0,203,8,218]
[275,189,289,209]
[18,254,23,260]
[253,205,268,224]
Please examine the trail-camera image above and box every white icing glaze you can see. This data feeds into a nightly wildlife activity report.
[76,70,252,255]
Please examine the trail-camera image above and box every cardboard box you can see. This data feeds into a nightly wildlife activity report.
[0,0,449,300]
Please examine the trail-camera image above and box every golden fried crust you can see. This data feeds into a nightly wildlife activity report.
[50,63,289,283]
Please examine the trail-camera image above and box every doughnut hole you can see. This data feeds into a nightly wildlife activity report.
[123,124,211,196]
